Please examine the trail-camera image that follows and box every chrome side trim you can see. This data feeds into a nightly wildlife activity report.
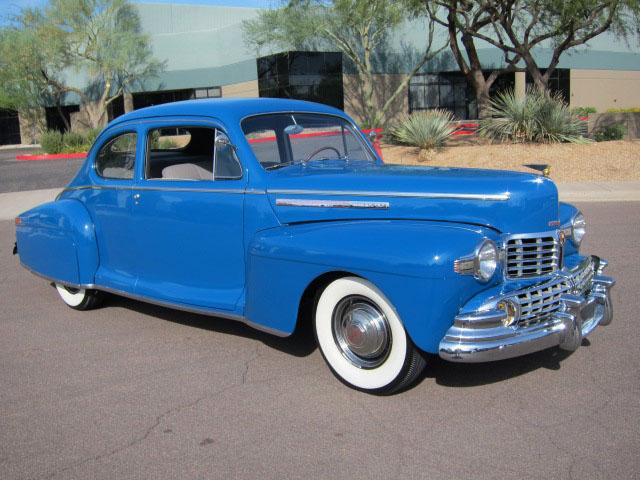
[21,264,289,337]
[269,189,510,201]
[62,185,247,194]
[275,198,389,209]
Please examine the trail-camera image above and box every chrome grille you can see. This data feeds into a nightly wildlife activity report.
[571,261,595,295]
[515,278,571,327]
[511,258,595,328]
[505,234,560,279]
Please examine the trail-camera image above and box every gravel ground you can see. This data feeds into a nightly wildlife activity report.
[381,140,640,183]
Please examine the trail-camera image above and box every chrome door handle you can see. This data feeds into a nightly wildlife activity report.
[133,193,141,204]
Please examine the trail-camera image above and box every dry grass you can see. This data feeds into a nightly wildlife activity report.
[381,140,640,183]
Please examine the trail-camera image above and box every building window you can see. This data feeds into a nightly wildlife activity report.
[409,72,516,120]
[257,51,344,110]
[526,69,570,103]
[409,73,476,119]
[0,109,21,145]
[194,87,222,99]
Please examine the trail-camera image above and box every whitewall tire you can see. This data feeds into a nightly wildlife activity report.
[55,283,104,310]
[314,276,426,394]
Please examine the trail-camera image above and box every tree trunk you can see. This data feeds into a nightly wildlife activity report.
[124,93,134,113]
[55,102,70,131]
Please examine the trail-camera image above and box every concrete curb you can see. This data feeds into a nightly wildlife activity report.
[1,182,637,221]
[557,182,640,203]
[16,152,87,161]
[0,189,62,221]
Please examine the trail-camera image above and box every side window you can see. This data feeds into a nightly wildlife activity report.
[146,126,242,181]
[214,132,242,180]
[96,133,137,179]
[147,127,212,180]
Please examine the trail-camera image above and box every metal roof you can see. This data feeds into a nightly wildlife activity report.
[108,97,345,127]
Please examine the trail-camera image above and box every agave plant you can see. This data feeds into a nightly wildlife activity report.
[479,88,588,144]
[388,109,455,150]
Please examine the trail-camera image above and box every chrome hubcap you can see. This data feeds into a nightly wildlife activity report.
[332,295,391,369]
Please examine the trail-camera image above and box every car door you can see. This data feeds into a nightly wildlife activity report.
[131,120,246,313]
[82,126,142,292]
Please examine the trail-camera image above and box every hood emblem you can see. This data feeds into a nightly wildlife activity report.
[548,220,560,227]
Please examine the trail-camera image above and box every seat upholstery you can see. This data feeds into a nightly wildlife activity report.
[161,161,212,180]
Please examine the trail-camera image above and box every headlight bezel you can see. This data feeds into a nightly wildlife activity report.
[571,211,586,247]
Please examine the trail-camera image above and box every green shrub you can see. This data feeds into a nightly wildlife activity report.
[62,131,88,153]
[572,106,596,116]
[39,130,64,154]
[606,107,640,113]
[593,123,626,142]
[84,127,102,146]
[479,89,588,144]
[388,109,455,150]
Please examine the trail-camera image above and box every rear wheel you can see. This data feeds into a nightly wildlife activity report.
[314,277,426,394]
[55,283,104,310]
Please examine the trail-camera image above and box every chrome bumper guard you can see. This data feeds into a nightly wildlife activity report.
[439,256,615,363]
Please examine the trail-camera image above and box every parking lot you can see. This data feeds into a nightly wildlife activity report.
[0,152,638,478]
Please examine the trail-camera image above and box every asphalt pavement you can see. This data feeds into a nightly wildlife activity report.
[1,202,639,479]
[0,148,83,194]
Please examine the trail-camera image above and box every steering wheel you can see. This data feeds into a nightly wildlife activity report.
[304,146,342,163]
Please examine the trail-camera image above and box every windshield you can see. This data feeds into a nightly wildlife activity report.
[241,113,375,170]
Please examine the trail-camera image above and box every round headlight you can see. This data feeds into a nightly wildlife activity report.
[571,212,586,246]
[475,240,498,282]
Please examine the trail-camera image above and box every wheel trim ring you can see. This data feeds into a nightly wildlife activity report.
[331,295,392,369]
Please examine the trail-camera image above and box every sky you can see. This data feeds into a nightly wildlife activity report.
[0,0,274,18]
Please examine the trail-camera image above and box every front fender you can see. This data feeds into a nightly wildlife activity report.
[245,220,500,352]
[16,199,99,286]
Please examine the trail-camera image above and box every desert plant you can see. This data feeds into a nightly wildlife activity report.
[594,123,626,142]
[572,106,596,116]
[39,129,64,154]
[388,110,455,150]
[84,127,102,146]
[479,89,588,144]
[61,131,88,153]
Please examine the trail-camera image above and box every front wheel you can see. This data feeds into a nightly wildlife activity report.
[314,277,426,394]
[55,283,104,310]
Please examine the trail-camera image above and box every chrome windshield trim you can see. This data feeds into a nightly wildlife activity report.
[275,198,389,209]
[269,189,510,201]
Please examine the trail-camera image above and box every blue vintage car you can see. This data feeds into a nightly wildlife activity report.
[14,98,615,393]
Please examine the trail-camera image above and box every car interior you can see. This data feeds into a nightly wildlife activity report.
[146,127,242,180]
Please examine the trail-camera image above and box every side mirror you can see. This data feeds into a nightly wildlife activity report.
[284,124,304,135]
[368,130,377,142]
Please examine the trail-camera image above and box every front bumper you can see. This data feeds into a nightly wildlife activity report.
[439,256,615,363]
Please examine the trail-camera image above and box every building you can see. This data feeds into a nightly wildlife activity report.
[3,2,640,145]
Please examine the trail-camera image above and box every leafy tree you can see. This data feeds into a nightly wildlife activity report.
[474,0,640,92]
[424,1,522,119]
[0,0,163,130]
[0,8,70,131]
[243,0,448,127]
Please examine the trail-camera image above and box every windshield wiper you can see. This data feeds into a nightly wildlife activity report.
[265,161,300,170]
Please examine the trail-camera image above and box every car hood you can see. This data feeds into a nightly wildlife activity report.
[265,162,559,233]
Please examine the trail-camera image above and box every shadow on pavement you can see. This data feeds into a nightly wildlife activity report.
[421,347,575,388]
[103,292,582,388]
[105,293,318,358]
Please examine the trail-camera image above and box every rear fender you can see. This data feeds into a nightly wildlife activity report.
[245,220,499,352]
[16,199,99,286]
